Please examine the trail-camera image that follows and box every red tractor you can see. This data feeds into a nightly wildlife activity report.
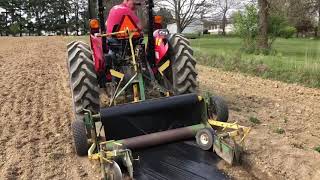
[67,0,250,179]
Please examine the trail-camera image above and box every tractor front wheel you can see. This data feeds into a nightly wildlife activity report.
[71,120,88,156]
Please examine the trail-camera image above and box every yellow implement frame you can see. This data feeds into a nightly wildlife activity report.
[208,119,251,145]
[208,119,251,165]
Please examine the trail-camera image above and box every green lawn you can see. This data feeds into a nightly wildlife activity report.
[190,36,320,88]
[67,35,320,88]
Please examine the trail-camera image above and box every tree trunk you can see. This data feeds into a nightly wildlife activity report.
[174,4,182,34]
[19,11,22,37]
[318,2,320,38]
[5,12,8,36]
[64,13,68,36]
[221,0,228,36]
[36,12,41,36]
[222,12,227,36]
[89,0,97,19]
[75,2,79,36]
[257,0,269,52]
[177,22,182,33]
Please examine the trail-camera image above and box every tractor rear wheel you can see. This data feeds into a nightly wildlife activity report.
[167,34,198,95]
[67,41,100,121]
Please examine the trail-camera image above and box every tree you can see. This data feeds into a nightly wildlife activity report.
[0,1,16,24]
[314,0,320,37]
[212,0,242,36]
[49,1,71,35]
[2,0,28,36]
[273,0,317,37]
[156,0,208,33]
[234,4,258,52]
[9,22,20,36]
[268,15,287,42]
[234,4,290,53]
[0,13,6,36]
[304,0,320,37]
[317,0,320,37]
[156,7,174,28]
[68,0,91,35]
[69,0,87,35]
[27,0,51,35]
[257,0,269,53]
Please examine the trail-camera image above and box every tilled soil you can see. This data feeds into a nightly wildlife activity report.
[198,66,320,180]
[0,37,319,180]
[0,37,99,180]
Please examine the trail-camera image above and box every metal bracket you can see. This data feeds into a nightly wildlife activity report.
[83,111,93,129]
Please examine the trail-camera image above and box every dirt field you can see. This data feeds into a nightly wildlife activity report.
[0,37,100,180]
[0,37,319,180]
[199,67,320,180]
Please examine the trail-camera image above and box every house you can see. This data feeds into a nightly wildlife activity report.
[208,23,235,35]
[202,19,235,35]
[167,19,204,34]
[166,19,235,35]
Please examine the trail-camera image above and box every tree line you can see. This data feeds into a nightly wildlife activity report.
[155,0,319,54]
[0,0,319,40]
[254,0,319,53]
[0,0,89,36]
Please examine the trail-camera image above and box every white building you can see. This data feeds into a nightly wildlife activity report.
[167,20,204,34]
[166,20,234,35]
[208,24,235,35]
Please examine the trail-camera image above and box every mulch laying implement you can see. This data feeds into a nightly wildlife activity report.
[67,0,251,179]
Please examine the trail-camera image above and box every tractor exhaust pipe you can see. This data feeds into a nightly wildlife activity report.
[106,124,207,150]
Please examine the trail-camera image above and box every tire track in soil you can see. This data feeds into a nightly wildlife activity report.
[0,37,98,180]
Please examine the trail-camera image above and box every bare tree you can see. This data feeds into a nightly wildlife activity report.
[212,0,242,36]
[156,0,208,33]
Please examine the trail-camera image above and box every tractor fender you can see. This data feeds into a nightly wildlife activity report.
[90,34,106,73]
[153,29,169,64]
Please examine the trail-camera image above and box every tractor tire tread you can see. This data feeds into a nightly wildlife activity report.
[168,34,198,95]
[173,40,193,57]
[169,34,190,46]
[68,41,90,55]
[68,42,92,68]
[67,41,100,120]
